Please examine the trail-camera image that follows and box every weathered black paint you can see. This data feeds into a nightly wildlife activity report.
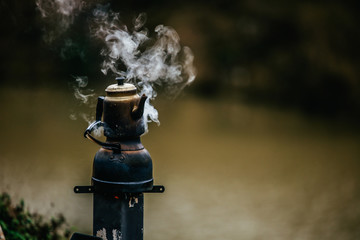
[93,193,144,240]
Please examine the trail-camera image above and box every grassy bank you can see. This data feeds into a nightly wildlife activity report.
[0,193,71,240]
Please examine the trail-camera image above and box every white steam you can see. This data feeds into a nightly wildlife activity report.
[70,76,96,124]
[70,76,105,137]
[37,0,84,18]
[36,0,85,43]
[73,76,94,104]
[92,7,196,129]
[37,1,196,130]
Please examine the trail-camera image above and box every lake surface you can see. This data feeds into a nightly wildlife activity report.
[1,87,360,240]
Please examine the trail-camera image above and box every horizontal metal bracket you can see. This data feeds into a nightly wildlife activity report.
[144,185,165,193]
[74,186,94,194]
[74,185,165,194]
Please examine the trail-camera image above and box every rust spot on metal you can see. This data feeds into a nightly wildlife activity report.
[129,196,139,207]
[112,229,122,240]
[96,228,108,240]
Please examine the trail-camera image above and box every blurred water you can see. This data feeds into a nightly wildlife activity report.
[1,87,360,239]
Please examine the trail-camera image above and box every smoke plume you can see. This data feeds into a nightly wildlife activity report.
[92,6,196,128]
[37,1,196,130]
[69,76,97,124]
[36,0,86,43]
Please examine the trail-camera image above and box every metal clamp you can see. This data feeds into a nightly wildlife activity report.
[74,185,165,194]
[74,186,94,193]
[144,185,165,193]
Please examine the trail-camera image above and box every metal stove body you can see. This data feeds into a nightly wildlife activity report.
[71,78,164,240]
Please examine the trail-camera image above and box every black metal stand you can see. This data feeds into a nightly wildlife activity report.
[93,193,144,240]
[71,82,164,240]
[71,185,164,240]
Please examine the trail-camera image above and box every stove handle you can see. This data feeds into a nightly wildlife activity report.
[83,96,121,151]
[84,121,121,151]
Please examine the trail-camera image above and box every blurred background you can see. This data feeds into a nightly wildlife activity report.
[1,0,360,239]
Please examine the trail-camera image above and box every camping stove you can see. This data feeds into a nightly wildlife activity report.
[71,77,164,240]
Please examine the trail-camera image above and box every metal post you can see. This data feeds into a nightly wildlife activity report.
[93,193,144,240]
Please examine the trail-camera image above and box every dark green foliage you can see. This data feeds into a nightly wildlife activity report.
[0,193,71,240]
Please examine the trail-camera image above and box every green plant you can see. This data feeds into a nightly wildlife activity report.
[0,192,71,240]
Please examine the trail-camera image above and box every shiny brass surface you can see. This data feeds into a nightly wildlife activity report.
[103,82,147,138]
